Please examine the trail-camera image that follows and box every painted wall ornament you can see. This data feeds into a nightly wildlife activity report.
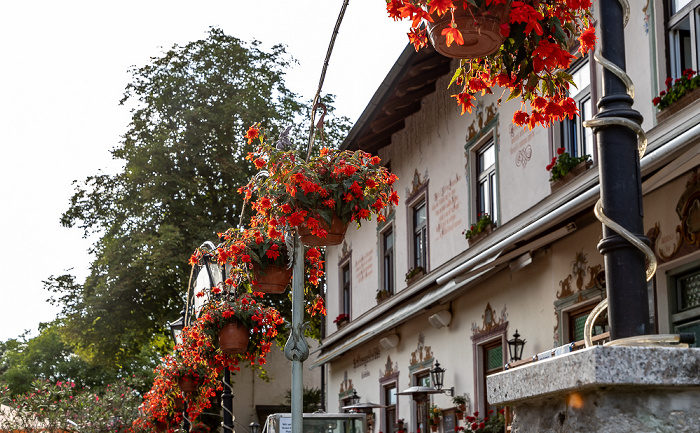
[556,250,603,300]
[381,355,399,379]
[471,303,508,336]
[647,169,700,263]
[466,102,497,142]
[409,332,434,367]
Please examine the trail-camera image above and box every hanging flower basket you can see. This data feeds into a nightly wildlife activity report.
[218,322,250,355]
[426,1,511,59]
[456,411,463,420]
[173,395,185,412]
[253,264,293,293]
[178,376,199,394]
[298,212,349,246]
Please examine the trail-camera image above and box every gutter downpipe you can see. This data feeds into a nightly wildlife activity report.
[436,122,700,286]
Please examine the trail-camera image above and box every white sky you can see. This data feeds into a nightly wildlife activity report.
[0,0,409,341]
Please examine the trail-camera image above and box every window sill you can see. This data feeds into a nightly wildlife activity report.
[656,86,700,123]
[549,160,593,193]
[467,223,496,247]
[405,269,426,286]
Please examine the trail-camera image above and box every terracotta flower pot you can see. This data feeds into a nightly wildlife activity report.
[430,424,438,432]
[218,322,250,355]
[155,420,170,431]
[458,403,467,413]
[178,376,199,394]
[426,2,511,59]
[298,213,349,246]
[456,411,463,420]
[173,395,185,412]
[253,264,293,294]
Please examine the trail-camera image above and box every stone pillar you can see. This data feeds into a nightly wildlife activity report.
[487,346,700,433]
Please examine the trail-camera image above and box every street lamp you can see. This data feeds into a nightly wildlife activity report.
[168,313,185,346]
[350,389,361,405]
[430,360,454,396]
[250,421,260,433]
[507,330,526,362]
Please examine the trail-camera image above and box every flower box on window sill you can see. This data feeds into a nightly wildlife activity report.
[656,85,700,123]
[335,320,349,330]
[376,290,391,304]
[405,268,426,286]
[467,223,496,247]
[550,160,593,192]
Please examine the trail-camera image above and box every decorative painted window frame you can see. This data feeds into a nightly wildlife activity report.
[378,210,396,298]
[470,322,508,415]
[339,250,352,319]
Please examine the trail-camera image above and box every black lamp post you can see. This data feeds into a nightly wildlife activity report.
[168,313,189,433]
[591,0,652,340]
[507,330,526,362]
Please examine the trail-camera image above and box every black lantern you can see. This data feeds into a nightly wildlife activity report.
[250,422,260,433]
[430,360,446,391]
[350,389,361,405]
[508,330,526,362]
[168,313,185,346]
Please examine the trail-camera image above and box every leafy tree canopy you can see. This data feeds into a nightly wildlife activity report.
[49,27,349,371]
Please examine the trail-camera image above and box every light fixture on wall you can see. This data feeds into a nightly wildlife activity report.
[428,310,452,329]
[430,360,454,396]
[379,334,400,349]
[249,422,260,433]
[350,389,361,405]
[168,312,185,346]
[508,330,526,362]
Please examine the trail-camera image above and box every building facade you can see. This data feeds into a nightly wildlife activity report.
[310,2,700,433]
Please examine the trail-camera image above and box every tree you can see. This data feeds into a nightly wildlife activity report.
[50,27,348,370]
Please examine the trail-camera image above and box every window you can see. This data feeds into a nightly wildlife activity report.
[476,139,497,222]
[566,304,608,343]
[480,340,504,413]
[382,227,395,295]
[668,0,700,78]
[340,259,351,318]
[671,266,700,347]
[413,200,428,271]
[561,57,594,159]
[384,384,397,433]
[413,371,431,433]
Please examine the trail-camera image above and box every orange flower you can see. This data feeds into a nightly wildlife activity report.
[441,24,464,47]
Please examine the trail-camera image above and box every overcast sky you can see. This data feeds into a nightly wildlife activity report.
[0,0,409,341]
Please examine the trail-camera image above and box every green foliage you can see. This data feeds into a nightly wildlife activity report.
[284,386,322,412]
[653,69,700,111]
[0,378,142,433]
[49,27,349,370]
[463,214,493,240]
[546,148,590,182]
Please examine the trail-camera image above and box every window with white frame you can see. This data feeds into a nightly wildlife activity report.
[382,226,395,295]
[340,258,351,318]
[412,199,428,272]
[475,139,498,223]
[668,0,700,78]
[560,57,595,160]
[471,324,506,414]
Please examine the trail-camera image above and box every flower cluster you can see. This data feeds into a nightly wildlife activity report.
[241,125,399,242]
[546,147,590,182]
[333,313,350,324]
[653,68,700,111]
[463,213,494,240]
[429,404,442,424]
[464,409,505,433]
[386,0,595,129]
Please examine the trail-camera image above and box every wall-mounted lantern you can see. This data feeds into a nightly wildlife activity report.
[508,330,526,362]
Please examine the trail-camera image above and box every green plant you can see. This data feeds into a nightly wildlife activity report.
[463,214,494,240]
[452,395,467,406]
[376,289,390,300]
[546,148,590,182]
[653,69,700,111]
[465,409,506,433]
[429,405,442,423]
[405,266,426,281]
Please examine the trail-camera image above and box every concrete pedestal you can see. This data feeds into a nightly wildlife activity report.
[487,346,700,433]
